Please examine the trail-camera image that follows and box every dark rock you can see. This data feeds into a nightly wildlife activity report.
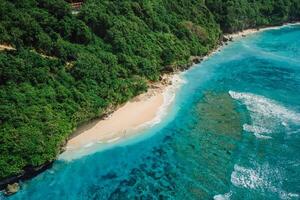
[179,63,190,70]
[222,35,233,42]
[163,65,174,73]
[127,178,137,186]
[60,146,67,153]
[222,36,229,42]
[189,56,203,64]
[0,161,53,191]
[101,171,117,180]
[163,135,172,142]
[226,150,231,155]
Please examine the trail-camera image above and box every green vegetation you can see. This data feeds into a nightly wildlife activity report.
[0,0,299,180]
[206,0,300,32]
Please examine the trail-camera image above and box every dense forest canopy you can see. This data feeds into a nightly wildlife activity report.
[0,0,299,180]
[206,0,300,32]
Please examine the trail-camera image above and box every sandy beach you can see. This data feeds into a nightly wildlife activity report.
[64,22,300,154]
[226,22,300,40]
[66,74,182,151]
[226,28,261,39]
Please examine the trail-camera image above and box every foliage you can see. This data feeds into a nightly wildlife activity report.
[0,0,299,179]
[206,0,300,33]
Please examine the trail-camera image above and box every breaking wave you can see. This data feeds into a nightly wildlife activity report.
[229,91,300,139]
[213,191,232,200]
[229,91,300,123]
[231,164,275,189]
[230,163,299,199]
[137,74,186,129]
[243,124,272,139]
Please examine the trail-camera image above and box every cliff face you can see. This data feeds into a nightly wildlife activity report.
[0,0,300,189]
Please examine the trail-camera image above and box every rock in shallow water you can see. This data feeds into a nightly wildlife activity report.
[4,183,20,196]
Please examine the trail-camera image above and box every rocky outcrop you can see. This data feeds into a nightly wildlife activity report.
[4,183,20,196]
[0,161,53,194]
[221,35,233,43]
[189,56,203,64]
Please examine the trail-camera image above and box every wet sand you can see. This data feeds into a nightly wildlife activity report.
[66,74,180,151]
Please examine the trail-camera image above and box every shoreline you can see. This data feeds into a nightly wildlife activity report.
[203,22,300,63]
[1,21,299,194]
[62,22,300,158]
[224,22,300,40]
[61,73,185,159]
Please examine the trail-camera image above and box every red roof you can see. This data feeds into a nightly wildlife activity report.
[71,2,83,9]
[66,0,84,9]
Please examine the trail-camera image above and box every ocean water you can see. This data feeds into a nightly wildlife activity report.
[2,24,300,200]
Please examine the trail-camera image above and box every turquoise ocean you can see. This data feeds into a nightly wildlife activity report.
[2,24,300,200]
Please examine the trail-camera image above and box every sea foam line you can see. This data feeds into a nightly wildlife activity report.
[59,74,186,161]
[135,73,186,130]
[243,124,272,139]
[231,164,269,190]
[213,191,232,200]
[229,91,300,123]
[230,163,299,200]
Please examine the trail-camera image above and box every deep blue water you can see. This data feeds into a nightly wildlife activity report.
[2,25,300,200]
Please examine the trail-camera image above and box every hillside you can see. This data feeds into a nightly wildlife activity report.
[0,0,299,182]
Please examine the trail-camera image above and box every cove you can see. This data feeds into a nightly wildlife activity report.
[2,24,300,200]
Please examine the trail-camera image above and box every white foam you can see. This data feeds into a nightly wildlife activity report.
[214,191,232,200]
[84,142,95,148]
[136,74,186,130]
[106,137,121,143]
[243,124,272,139]
[229,91,300,138]
[230,163,299,199]
[231,163,284,193]
[59,74,186,161]
[279,191,300,200]
[243,124,272,134]
[253,133,272,139]
[231,165,267,189]
[229,91,300,123]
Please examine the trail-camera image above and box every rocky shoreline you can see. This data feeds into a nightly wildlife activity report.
[0,161,53,195]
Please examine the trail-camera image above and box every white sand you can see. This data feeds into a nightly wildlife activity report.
[228,28,260,39]
[67,92,163,149]
[66,74,182,151]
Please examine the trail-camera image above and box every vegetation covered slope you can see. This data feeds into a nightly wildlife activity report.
[206,0,300,32]
[0,0,299,180]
